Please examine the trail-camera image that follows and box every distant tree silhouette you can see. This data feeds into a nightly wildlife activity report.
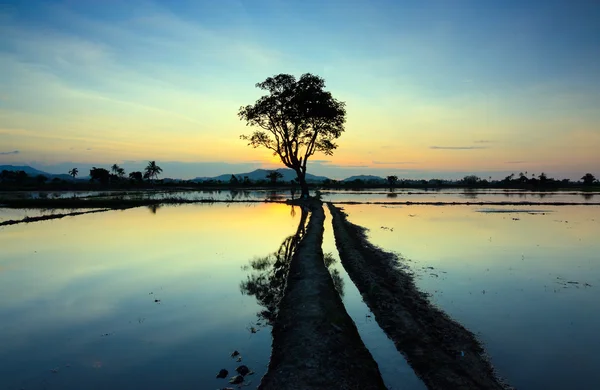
[68,168,78,180]
[229,175,239,185]
[239,73,346,198]
[111,164,120,175]
[129,171,143,182]
[144,161,162,182]
[15,170,28,183]
[89,167,110,185]
[266,170,283,184]
[581,173,597,186]
[36,174,48,185]
[462,175,481,186]
[386,175,398,187]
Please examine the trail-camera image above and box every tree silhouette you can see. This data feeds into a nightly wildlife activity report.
[581,173,597,186]
[144,161,162,182]
[239,73,346,198]
[111,164,121,176]
[68,168,78,180]
[386,175,398,187]
[90,167,110,185]
[266,170,284,184]
[129,171,143,182]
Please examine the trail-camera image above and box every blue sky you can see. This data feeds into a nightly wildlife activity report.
[0,0,599,179]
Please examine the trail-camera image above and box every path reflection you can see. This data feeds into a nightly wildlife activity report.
[240,206,344,325]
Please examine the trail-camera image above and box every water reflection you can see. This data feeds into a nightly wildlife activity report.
[240,206,344,325]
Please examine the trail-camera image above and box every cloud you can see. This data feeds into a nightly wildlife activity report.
[0,150,19,155]
[310,160,332,164]
[430,146,488,150]
[473,140,494,144]
[372,161,416,165]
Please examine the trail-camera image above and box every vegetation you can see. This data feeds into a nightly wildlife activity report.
[266,170,284,184]
[144,161,163,182]
[239,73,346,198]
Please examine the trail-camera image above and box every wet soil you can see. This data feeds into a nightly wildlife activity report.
[259,201,386,390]
[327,203,512,390]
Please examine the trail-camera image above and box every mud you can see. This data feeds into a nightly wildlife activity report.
[327,203,512,390]
[259,201,386,390]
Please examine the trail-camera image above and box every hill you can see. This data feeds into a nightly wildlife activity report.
[0,165,74,180]
[342,175,386,183]
[194,168,329,183]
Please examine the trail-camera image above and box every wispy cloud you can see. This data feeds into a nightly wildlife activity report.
[372,161,417,165]
[0,150,19,155]
[473,140,494,144]
[430,146,488,150]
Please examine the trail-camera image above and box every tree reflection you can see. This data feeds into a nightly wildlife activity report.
[240,206,344,325]
[148,204,161,214]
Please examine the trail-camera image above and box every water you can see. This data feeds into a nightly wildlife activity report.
[338,203,600,390]
[321,188,600,204]
[322,208,426,390]
[0,203,301,390]
[2,191,599,389]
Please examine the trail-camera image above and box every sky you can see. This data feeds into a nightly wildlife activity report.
[0,0,599,180]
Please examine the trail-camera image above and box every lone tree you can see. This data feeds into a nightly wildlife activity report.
[239,73,346,198]
[386,175,398,187]
[581,173,597,186]
[144,161,162,182]
[68,168,78,180]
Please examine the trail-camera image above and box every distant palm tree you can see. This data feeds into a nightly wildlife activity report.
[117,167,125,178]
[144,161,163,182]
[111,164,121,176]
[68,168,79,180]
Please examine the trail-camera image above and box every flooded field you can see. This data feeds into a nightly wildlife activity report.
[0,203,298,390]
[1,190,599,389]
[339,203,600,389]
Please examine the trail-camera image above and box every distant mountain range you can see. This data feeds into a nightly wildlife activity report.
[1,164,390,183]
[193,168,331,183]
[0,165,74,181]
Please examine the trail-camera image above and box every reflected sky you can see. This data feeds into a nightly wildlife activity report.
[0,203,299,390]
[339,204,600,390]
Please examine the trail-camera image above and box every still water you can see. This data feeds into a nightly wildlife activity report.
[0,203,300,390]
[2,196,599,389]
[339,203,600,390]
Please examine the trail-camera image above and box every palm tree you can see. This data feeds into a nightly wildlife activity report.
[266,170,283,184]
[144,161,163,182]
[111,164,121,176]
[68,168,79,180]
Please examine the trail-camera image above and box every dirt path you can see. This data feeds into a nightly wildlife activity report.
[259,201,386,390]
[0,209,113,226]
[327,203,512,390]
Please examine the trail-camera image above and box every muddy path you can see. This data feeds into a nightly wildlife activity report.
[327,203,512,390]
[0,209,113,226]
[259,201,386,390]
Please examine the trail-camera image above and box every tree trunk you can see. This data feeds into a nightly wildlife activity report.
[296,170,309,198]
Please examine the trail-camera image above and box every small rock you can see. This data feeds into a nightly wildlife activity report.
[236,365,250,376]
[216,369,228,379]
[154,299,160,303]
[229,375,244,384]
[230,350,240,358]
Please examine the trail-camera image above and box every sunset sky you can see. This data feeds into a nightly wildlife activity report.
[1,0,599,180]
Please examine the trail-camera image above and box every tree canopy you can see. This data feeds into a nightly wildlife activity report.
[239,73,346,197]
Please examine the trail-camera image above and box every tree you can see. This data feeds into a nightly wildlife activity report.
[68,168,78,180]
[462,175,481,186]
[581,173,597,186]
[266,170,284,184]
[36,174,48,185]
[129,171,143,182]
[117,167,125,178]
[89,167,110,185]
[111,164,121,176]
[144,161,162,182]
[239,73,346,198]
[386,175,398,187]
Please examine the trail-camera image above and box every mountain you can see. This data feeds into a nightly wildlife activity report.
[194,168,329,183]
[0,165,74,180]
[342,175,386,183]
